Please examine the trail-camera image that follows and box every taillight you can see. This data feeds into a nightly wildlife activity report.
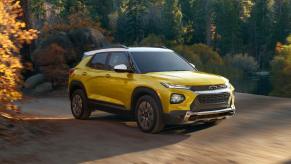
[69,68,75,76]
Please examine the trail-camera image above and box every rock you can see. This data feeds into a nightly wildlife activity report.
[32,44,66,67]
[32,82,53,94]
[35,32,78,66]
[68,28,109,59]
[39,64,69,87]
[32,28,109,67]
[30,28,109,87]
[39,32,74,52]
[24,74,45,89]
[31,43,69,87]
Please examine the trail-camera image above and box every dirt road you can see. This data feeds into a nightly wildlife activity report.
[1,93,291,164]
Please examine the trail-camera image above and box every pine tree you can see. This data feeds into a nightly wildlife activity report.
[239,0,254,54]
[161,0,183,42]
[214,0,243,55]
[116,0,150,44]
[179,0,194,43]
[272,0,291,44]
[84,0,114,28]
[190,0,214,45]
[248,0,273,69]
[240,0,254,21]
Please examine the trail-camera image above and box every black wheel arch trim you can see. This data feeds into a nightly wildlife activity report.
[69,80,87,99]
[131,87,163,112]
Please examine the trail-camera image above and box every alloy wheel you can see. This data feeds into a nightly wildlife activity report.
[72,94,83,116]
[137,101,155,131]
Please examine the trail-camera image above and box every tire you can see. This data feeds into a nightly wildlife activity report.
[71,89,91,120]
[135,95,165,133]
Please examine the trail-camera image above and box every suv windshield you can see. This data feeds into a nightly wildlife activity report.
[131,51,194,73]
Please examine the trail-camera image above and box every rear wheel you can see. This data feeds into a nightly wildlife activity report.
[135,95,165,133]
[71,89,91,119]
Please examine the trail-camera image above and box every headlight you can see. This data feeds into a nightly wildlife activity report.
[170,93,185,104]
[161,82,190,90]
[225,81,232,89]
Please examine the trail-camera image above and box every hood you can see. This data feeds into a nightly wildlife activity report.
[146,71,228,86]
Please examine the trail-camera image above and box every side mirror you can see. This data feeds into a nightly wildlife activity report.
[113,64,130,73]
[190,63,197,70]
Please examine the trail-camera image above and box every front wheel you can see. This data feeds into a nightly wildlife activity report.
[135,95,165,133]
[71,89,91,120]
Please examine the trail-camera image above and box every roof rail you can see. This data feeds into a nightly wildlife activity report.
[148,45,168,49]
[103,44,128,49]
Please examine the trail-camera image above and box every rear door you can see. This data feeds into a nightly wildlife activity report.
[85,52,113,102]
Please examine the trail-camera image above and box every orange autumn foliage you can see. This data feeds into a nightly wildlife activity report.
[0,0,38,110]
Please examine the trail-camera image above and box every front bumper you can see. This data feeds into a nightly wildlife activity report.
[164,106,236,124]
[164,86,236,124]
[184,106,236,123]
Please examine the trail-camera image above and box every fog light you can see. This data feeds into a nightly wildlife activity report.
[170,94,185,104]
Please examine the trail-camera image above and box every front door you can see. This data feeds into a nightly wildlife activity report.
[105,52,135,109]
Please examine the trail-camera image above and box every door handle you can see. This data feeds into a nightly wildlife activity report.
[82,72,87,76]
[105,74,111,78]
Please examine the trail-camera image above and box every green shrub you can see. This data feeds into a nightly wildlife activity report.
[224,53,259,75]
[139,34,164,47]
[189,44,223,66]
[32,44,69,87]
[173,44,202,67]
[173,44,245,82]
[270,36,291,97]
[216,65,244,81]
[173,44,223,72]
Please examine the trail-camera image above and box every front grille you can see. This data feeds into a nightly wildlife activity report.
[190,84,227,91]
[197,93,230,104]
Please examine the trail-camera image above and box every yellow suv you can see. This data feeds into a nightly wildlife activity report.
[69,46,236,133]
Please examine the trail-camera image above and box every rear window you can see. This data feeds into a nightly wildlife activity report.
[88,53,108,70]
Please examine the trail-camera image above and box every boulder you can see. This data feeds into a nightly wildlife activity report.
[30,28,109,87]
[32,44,66,67]
[39,32,73,49]
[39,64,69,87]
[24,74,45,89]
[68,28,109,59]
[36,32,78,66]
[32,82,53,94]
[32,28,109,68]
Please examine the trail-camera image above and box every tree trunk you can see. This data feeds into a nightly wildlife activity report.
[20,0,31,28]
[205,0,212,46]
[20,0,32,62]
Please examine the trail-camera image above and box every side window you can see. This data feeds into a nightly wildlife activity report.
[108,52,130,70]
[88,53,108,70]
